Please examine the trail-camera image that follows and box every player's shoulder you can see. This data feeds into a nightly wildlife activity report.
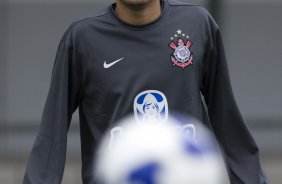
[167,0,198,6]
[167,0,218,29]
[167,0,211,19]
[61,7,109,42]
[71,7,109,28]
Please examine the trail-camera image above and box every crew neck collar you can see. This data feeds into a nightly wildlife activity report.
[109,0,169,30]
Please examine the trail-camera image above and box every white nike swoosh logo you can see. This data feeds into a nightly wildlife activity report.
[103,57,124,69]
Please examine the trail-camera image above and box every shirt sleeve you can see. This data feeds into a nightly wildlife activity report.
[22,31,82,184]
[200,17,268,184]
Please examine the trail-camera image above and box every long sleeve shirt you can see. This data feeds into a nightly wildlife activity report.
[23,0,268,183]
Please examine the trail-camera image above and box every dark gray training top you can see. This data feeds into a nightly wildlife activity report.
[23,0,268,183]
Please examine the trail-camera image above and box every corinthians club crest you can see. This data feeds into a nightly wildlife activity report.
[169,29,193,69]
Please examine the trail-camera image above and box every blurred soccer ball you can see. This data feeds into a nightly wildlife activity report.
[94,116,229,184]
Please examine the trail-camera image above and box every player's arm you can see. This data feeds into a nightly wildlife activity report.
[200,13,268,184]
[22,26,82,184]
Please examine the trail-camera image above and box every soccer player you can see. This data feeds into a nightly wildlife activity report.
[23,0,268,183]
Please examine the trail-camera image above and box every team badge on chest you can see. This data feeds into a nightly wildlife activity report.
[169,29,193,69]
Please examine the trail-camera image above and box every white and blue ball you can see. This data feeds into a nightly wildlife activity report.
[94,116,229,184]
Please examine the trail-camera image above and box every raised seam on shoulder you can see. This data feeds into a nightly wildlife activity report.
[167,0,200,7]
[69,9,108,30]
[61,9,109,42]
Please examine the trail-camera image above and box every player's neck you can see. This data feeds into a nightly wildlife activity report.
[115,0,162,26]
